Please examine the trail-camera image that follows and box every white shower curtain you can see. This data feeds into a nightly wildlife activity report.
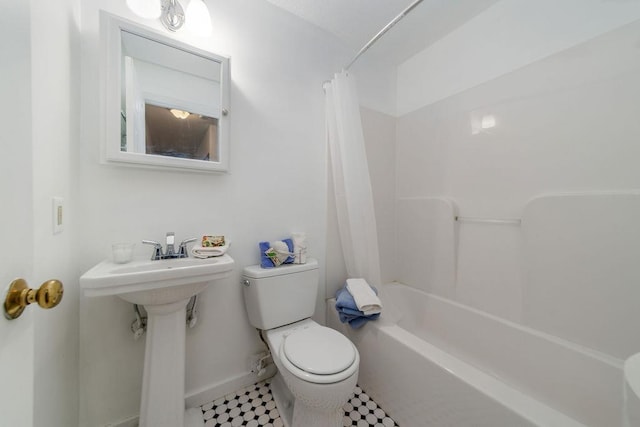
[325,71,382,287]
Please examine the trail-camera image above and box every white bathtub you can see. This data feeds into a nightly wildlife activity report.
[328,283,623,426]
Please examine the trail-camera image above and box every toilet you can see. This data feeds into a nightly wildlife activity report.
[242,259,359,427]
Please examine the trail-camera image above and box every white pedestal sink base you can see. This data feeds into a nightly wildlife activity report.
[139,299,203,427]
[79,255,235,427]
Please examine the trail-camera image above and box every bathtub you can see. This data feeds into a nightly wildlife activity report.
[328,283,623,426]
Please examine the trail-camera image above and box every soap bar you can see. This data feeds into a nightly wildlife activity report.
[202,235,225,247]
[264,247,283,267]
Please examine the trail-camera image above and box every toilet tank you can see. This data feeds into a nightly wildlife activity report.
[242,259,319,330]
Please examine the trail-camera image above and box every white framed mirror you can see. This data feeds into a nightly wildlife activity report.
[101,12,230,172]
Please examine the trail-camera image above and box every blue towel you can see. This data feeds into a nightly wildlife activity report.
[259,239,295,268]
[335,285,380,329]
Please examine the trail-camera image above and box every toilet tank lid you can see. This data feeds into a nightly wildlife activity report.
[242,258,318,278]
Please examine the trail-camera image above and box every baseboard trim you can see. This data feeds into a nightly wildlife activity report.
[107,415,138,427]
[185,370,275,408]
[107,371,275,426]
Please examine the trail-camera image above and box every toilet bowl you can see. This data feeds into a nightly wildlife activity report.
[265,319,359,427]
[241,259,360,427]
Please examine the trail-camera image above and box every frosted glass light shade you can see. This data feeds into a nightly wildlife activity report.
[127,0,162,19]
[185,0,213,37]
[170,109,190,119]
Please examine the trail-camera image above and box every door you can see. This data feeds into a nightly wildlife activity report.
[0,1,36,424]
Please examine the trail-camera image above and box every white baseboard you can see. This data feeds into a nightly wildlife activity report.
[107,415,138,427]
[106,370,276,426]
[185,369,275,408]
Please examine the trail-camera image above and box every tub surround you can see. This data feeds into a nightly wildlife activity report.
[329,284,596,426]
[321,9,640,426]
[385,191,639,424]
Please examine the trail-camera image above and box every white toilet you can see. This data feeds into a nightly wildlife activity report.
[242,259,359,427]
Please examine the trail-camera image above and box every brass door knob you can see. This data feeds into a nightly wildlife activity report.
[4,278,64,320]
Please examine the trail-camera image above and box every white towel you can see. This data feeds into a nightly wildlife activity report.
[346,278,382,315]
[191,241,231,258]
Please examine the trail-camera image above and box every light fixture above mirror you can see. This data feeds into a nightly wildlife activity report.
[127,0,213,37]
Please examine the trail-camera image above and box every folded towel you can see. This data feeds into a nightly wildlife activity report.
[259,239,295,268]
[192,242,231,258]
[346,278,382,315]
[335,286,380,329]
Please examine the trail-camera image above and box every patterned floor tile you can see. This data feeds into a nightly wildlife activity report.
[201,381,281,427]
[343,385,399,427]
[200,381,398,427]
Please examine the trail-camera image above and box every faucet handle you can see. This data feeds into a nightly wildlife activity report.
[178,237,198,257]
[142,240,163,260]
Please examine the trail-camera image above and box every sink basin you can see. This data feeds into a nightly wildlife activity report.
[80,254,234,305]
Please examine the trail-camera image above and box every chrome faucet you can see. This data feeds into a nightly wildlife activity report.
[178,237,197,257]
[142,233,197,260]
[141,240,164,260]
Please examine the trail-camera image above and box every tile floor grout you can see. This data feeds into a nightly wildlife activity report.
[200,380,399,427]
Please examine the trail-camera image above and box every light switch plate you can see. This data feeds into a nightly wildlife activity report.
[53,197,64,234]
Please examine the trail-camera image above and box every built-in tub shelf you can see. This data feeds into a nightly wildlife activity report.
[454,216,521,226]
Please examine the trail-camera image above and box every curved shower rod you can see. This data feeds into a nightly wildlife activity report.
[344,0,425,71]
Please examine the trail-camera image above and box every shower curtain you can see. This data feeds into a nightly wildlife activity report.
[325,71,382,287]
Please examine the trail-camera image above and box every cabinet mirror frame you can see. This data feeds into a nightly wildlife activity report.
[100,12,230,172]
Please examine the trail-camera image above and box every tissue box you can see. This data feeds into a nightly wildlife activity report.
[202,235,225,247]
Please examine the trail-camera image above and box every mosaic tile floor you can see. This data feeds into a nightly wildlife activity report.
[200,380,399,427]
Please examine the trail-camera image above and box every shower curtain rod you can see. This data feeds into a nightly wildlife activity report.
[343,0,425,71]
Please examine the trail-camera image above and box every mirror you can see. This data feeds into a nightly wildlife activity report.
[101,12,230,172]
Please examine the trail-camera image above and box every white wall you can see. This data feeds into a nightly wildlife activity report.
[32,0,81,426]
[351,57,397,117]
[78,1,349,425]
[396,0,640,116]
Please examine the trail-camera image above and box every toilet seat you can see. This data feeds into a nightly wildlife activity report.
[279,325,359,384]
[284,327,355,374]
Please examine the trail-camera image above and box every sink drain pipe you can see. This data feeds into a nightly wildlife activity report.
[130,294,199,339]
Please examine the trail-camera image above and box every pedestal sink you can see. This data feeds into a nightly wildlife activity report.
[80,254,234,427]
